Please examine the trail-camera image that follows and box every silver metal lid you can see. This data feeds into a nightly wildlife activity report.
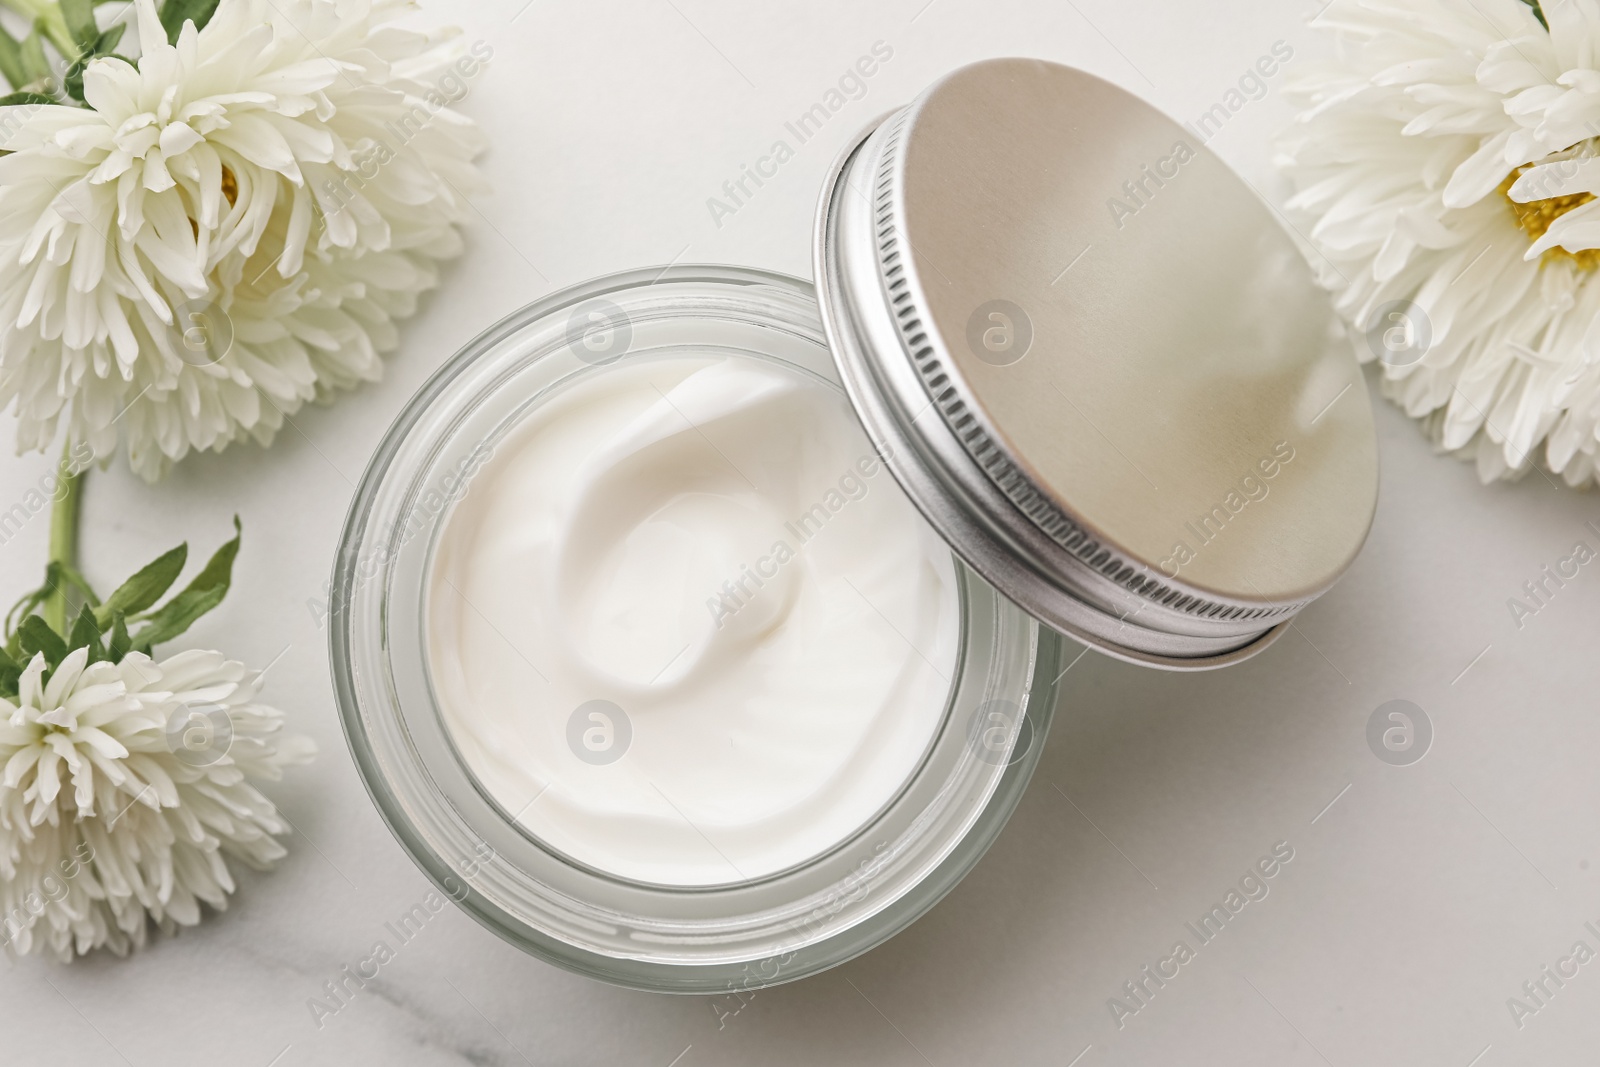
[815,58,1378,670]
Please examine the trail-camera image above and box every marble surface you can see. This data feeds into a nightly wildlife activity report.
[4,1,1599,1065]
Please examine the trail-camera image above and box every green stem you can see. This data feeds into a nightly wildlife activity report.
[0,0,75,63]
[42,446,82,633]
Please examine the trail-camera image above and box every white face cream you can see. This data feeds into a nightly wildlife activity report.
[426,353,961,887]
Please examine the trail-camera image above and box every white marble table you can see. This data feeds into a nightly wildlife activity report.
[4,1,1598,1064]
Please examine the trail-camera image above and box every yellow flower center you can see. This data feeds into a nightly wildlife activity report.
[1499,165,1600,270]
[189,168,239,241]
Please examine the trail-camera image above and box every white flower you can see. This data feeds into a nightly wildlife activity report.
[0,646,314,959]
[1279,0,1600,486]
[0,0,488,480]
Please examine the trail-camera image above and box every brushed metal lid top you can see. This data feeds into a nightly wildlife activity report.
[815,58,1378,670]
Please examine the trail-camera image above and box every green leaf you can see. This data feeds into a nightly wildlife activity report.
[18,615,66,667]
[0,647,20,699]
[69,603,101,662]
[0,21,27,91]
[94,22,125,56]
[131,517,240,650]
[5,562,99,641]
[1522,0,1548,28]
[59,0,97,53]
[5,587,44,643]
[54,562,99,606]
[6,564,58,644]
[107,613,131,662]
[18,24,51,86]
[0,90,56,106]
[95,544,186,628]
[62,59,84,101]
[159,0,221,44]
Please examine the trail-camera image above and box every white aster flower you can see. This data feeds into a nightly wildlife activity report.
[0,0,488,480]
[1279,0,1600,486]
[0,646,314,959]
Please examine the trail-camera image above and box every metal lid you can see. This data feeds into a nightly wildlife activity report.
[814,58,1378,670]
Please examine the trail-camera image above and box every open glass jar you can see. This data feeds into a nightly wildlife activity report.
[331,266,1065,991]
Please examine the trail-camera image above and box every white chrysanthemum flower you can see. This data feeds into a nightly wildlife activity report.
[1279,0,1600,486]
[0,0,488,480]
[0,646,314,959]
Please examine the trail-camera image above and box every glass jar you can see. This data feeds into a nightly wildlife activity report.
[329,265,1065,992]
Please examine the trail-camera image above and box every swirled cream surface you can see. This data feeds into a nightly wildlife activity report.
[427,353,960,886]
